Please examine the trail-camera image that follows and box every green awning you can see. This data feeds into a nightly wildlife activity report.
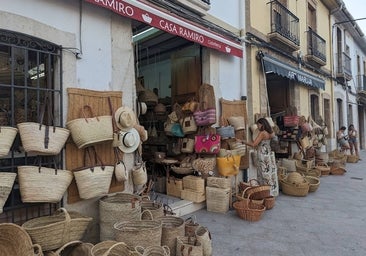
[262,53,325,90]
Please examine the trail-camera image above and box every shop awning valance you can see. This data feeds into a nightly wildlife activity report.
[261,53,325,90]
[85,0,243,58]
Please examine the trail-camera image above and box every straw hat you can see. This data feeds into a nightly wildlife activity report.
[136,101,147,117]
[134,124,148,142]
[115,106,137,131]
[118,128,140,153]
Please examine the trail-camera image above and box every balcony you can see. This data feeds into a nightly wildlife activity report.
[335,52,352,82]
[356,74,366,92]
[306,29,326,67]
[267,0,300,52]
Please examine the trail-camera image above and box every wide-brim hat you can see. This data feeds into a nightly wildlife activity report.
[136,100,147,117]
[118,128,140,153]
[115,106,137,131]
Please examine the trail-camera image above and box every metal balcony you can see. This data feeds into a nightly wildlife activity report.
[356,74,366,91]
[268,0,300,52]
[306,29,326,66]
[335,52,352,82]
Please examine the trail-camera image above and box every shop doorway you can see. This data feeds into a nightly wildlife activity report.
[266,74,290,116]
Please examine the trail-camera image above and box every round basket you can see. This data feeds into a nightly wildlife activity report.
[330,166,346,175]
[286,172,306,184]
[171,166,194,175]
[0,223,42,256]
[347,155,359,163]
[306,168,321,178]
[280,179,309,197]
[315,163,330,176]
[305,176,320,192]
[236,190,264,205]
[99,241,140,256]
[0,172,16,214]
[263,196,275,210]
[44,240,93,256]
[22,208,93,251]
[233,200,266,221]
[91,240,118,256]
[99,193,142,241]
[156,216,185,256]
[0,126,18,157]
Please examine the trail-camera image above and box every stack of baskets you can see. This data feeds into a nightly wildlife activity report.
[180,175,206,203]
[233,195,266,221]
[279,172,310,197]
[206,176,232,213]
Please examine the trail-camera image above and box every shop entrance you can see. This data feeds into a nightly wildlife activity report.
[266,74,290,116]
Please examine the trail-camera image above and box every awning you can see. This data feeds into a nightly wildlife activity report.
[85,0,243,58]
[261,53,325,90]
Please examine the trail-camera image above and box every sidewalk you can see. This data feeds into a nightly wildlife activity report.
[186,151,366,256]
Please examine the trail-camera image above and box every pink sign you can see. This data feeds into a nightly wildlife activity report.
[85,0,243,58]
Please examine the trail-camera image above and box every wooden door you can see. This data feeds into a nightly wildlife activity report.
[171,45,201,104]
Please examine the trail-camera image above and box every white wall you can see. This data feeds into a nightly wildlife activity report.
[207,0,241,28]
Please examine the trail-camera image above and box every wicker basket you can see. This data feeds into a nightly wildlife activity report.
[156,216,185,256]
[315,162,330,176]
[18,165,73,203]
[114,211,162,249]
[195,226,212,256]
[206,176,232,189]
[0,126,18,157]
[243,183,271,200]
[137,245,170,256]
[184,216,199,237]
[206,186,231,213]
[305,176,320,192]
[181,189,206,203]
[91,240,119,256]
[347,155,359,163]
[182,175,205,192]
[330,166,346,175]
[233,200,266,221]
[171,166,194,175]
[99,193,142,241]
[280,179,309,197]
[0,172,16,214]
[263,196,275,210]
[22,208,92,251]
[0,223,43,256]
[166,177,183,198]
[44,240,93,256]
[176,236,202,256]
[101,242,140,256]
[306,168,321,178]
[17,122,70,155]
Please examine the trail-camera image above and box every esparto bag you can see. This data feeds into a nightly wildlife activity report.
[114,147,127,182]
[66,105,113,149]
[0,126,18,157]
[216,154,241,176]
[132,151,148,185]
[194,133,221,154]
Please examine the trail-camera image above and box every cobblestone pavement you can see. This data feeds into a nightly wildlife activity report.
[185,151,366,256]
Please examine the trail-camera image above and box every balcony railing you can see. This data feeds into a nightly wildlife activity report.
[269,0,300,46]
[336,52,352,78]
[307,29,326,63]
[357,74,366,91]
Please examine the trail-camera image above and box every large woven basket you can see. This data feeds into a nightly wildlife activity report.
[44,240,93,256]
[0,172,16,214]
[22,208,92,251]
[156,216,185,256]
[91,240,119,256]
[243,183,271,200]
[280,179,309,197]
[206,186,231,213]
[206,176,232,189]
[195,226,212,256]
[233,200,266,221]
[182,175,205,193]
[180,189,206,203]
[101,242,140,256]
[330,166,346,175]
[166,178,183,198]
[73,165,114,200]
[66,106,113,149]
[0,223,43,256]
[315,162,330,176]
[347,154,359,163]
[18,165,73,203]
[176,236,202,256]
[0,126,18,157]
[99,193,142,241]
[263,196,275,210]
[141,201,164,220]
[305,176,320,192]
[17,122,69,155]
[114,213,162,249]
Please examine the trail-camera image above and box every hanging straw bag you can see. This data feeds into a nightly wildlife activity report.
[0,126,18,157]
[18,92,70,155]
[73,147,114,199]
[176,236,203,256]
[114,210,162,249]
[0,172,17,214]
[114,147,127,182]
[132,152,148,185]
[22,208,92,252]
[66,105,113,149]
[181,138,195,154]
[0,223,43,256]
[180,115,197,135]
[216,154,241,176]
[18,158,73,203]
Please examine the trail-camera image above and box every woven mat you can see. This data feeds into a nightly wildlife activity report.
[66,88,124,204]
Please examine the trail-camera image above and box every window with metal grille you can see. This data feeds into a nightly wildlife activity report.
[0,29,63,224]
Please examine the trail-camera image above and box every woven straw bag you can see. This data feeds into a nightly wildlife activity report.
[22,208,92,251]
[206,186,231,213]
[182,175,205,193]
[184,216,199,237]
[0,223,43,256]
[166,177,183,198]
[114,210,163,249]
[44,240,93,256]
[18,162,73,203]
[156,216,185,256]
[206,176,232,189]
[0,172,16,214]
[66,105,113,149]
[0,126,18,157]
[99,193,142,241]
[141,201,164,220]
[181,115,197,135]
[73,147,114,200]
[176,236,203,256]
[132,162,148,185]
[137,245,170,256]
[195,226,212,256]
[91,241,121,256]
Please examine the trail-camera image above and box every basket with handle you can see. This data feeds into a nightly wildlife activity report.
[141,201,164,220]
[279,179,309,197]
[17,157,73,203]
[66,105,113,149]
[43,240,93,256]
[0,126,18,157]
[315,162,331,176]
[176,236,203,256]
[263,196,275,210]
[233,197,266,221]
[182,175,205,193]
[206,176,232,189]
[184,216,199,237]
[0,172,16,214]
[305,176,320,192]
[156,216,185,256]
[114,210,162,249]
[18,92,70,155]
[0,223,43,256]
[101,242,141,256]
[195,226,212,256]
[136,245,170,256]
[206,186,231,213]
[22,208,92,251]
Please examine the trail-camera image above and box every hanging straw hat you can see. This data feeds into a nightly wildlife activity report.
[115,106,137,131]
[118,128,140,153]
[136,101,147,117]
[134,124,148,142]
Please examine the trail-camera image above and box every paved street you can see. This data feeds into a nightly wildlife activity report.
[188,151,366,256]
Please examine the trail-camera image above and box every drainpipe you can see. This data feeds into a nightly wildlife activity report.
[239,0,246,98]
